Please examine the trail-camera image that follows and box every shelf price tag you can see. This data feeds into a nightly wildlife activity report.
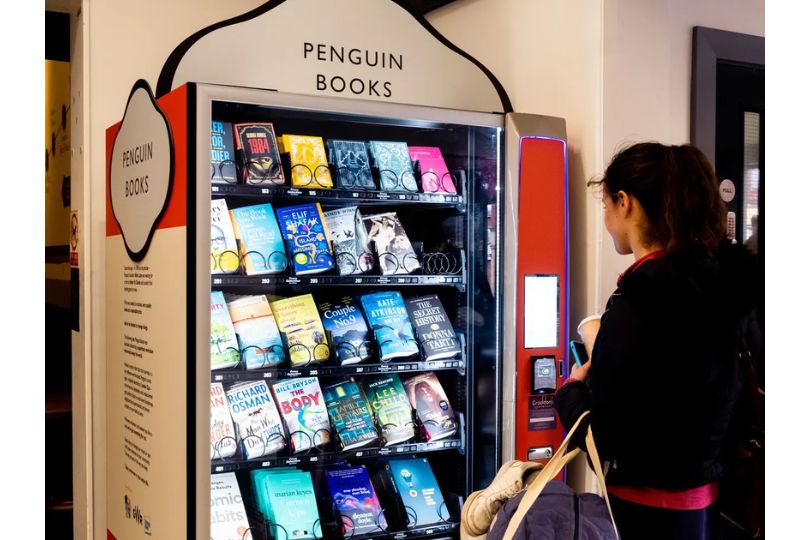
[212,186,219,192]
[261,188,269,194]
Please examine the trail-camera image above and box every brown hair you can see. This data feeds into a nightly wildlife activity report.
[590,142,727,254]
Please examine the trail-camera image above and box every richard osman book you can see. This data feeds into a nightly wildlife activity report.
[278,134,333,189]
[211,383,238,460]
[211,291,241,370]
[271,377,331,453]
[318,295,373,365]
[360,374,415,446]
[234,122,285,185]
[323,378,378,450]
[211,472,252,540]
[270,294,331,366]
[276,203,335,275]
[404,294,461,361]
[226,380,286,459]
[325,464,387,537]
[210,120,238,185]
[226,294,285,368]
[403,373,457,442]
[359,291,419,361]
[326,139,376,190]
[387,457,446,527]
[229,203,287,275]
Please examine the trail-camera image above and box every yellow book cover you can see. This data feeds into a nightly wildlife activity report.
[280,134,334,189]
[270,294,331,366]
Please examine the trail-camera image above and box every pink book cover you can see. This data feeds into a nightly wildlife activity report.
[408,146,456,194]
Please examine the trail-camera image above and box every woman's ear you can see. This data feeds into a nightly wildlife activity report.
[615,190,631,216]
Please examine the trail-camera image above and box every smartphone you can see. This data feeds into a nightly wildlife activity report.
[569,340,588,369]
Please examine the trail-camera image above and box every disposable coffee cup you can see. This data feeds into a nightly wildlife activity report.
[576,314,602,351]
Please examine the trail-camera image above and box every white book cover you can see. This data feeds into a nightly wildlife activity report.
[226,381,286,459]
[226,295,285,369]
[211,291,241,370]
[211,472,253,540]
[211,383,238,460]
[323,206,372,276]
[211,198,240,274]
[271,377,331,453]
[362,212,421,275]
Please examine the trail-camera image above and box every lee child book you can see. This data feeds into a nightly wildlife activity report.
[404,294,461,361]
[326,139,376,190]
[278,134,333,189]
[210,120,238,185]
[408,146,456,194]
[271,377,331,453]
[226,294,285,368]
[210,383,238,460]
[323,206,373,276]
[323,378,378,450]
[234,122,285,185]
[362,212,421,275]
[210,472,252,540]
[403,372,457,442]
[211,291,241,370]
[361,374,415,446]
[276,203,335,275]
[387,457,446,527]
[367,140,418,192]
[325,464,387,536]
[226,380,286,459]
[360,291,419,361]
[318,296,373,365]
[229,203,287,275]
[211,198,240,274]
[270,294,331,366]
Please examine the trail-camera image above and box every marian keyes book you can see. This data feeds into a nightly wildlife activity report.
[271,377,331,453]
[226,380,286,459]
[326,139,376,190]
[229,203,287,275]
[325,464,387,537]
[234,122,285,185]
[404,294,461,362]
[278,134,334,189]
[318,296,373,365]
[360,291,419,361]
[276,203,335,275]
[210,120,238,185]
[403,372,457,442]
[211,291,241,370]
[252,469,320,540]
[226,294,285,369]
[210,383,238,460]
[323,378,378,450]
[387,457,446,527]
[361,374,415,446]
[211,198,240,274]
[210,472,252,540]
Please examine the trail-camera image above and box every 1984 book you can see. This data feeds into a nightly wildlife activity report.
[234,122,285,185]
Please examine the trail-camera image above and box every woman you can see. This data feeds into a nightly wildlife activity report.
[554,142,759,539]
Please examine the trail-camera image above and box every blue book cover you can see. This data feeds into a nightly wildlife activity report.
[359,291,419,361]
[388,458,446,527]
[318,296,373,365]
[229,203,287,275]
[325,464,387,537]
[326,139,376,190]
[367,141,418,193]
[323,378,377,450]
[255,470,320,540]
[210,120,237,184]
[276,203,335,275]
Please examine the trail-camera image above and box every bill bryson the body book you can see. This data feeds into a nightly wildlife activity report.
[361,374,415,446]
[323,206,373,276]
[363,212,421,275]
[226,380,286,459]
[408,146,456,194]
[226,294,285,368]
[211,383,238,459]
[325,464,387,537]
[276,203,335,275]
[278,134,334,189]
[234,122,285,185]
[386,457,446,527]
[271,377,331,453]
[326,139,376,190]
[211,291,241,370]
[404,294,461,361]
[210,120,238,185]
[318,296,373,365]
[323,378,378,450]
[367,140,418,192]
[229,203,287,275]
[252,469,320,540]
[270,294,331,366]
[360,291,419,361]
[403,372,457,442]
[210,472,252,540]
[211,198,240,274]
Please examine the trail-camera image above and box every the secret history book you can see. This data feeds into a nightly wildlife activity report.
[404,294,461,361]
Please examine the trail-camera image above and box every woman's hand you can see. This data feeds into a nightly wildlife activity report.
[569,359,591,383]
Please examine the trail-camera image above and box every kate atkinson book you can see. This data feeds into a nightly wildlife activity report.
[318,296,373,365]
[251,468,320,540]
[323,206,373,276]
[276,203,335,275]
[210,472,252,540]
[326,139,376,190]
[271,377,331,453]
[270,294,331,366]
[210,383,238,460]
[325,464,387,536]
[229,203,287,275]
[210,120,238,185]
[234,122,285,185]
[360,374,415,446]
[385,457,446,527]
[367,140,418,192]
[211,291,241,370]
[323,378,378,450]
[226,380,286,459]
[226,294,285,368]
[211,198,240,274]
[362,212,421,275]
[360,291,419,361]
[278,134,334,189]
[404,294,461,361]
[403,373,457,442]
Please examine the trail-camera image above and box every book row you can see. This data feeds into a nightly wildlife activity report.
[211,120,458,194]
[212,200,437,277]
[211,372,457,460]
[211,290,460,369]
[212,457,450,540]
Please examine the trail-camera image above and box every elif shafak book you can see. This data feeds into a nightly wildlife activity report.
[362,212,421,275]
[359,291,419,361]
[367,140,418,192]
[387,457,446,527]
[360,374,415,446]
[210,472,253,540]
[323,206,373,276]
[408,146,456,194]
[318,296,373,365]
[210,382,238,460]
[211,198,240,274]
[323,378,378,450]
[278,134,333,189]
[404,294,461,361]
[276,203,335,275]
[325,464,387,537]
[226,294,285,368]
[234,122,285,185]
[403,372,457,442]
[226,380,286,459]
[270,294,331,366]
[210,120,238,185]
[326,139,376,190]
[271,377,331,453]
[211,290,241,370]
[229,203,288,275]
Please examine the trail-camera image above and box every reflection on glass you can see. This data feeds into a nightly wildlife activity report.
[742,111,760,255]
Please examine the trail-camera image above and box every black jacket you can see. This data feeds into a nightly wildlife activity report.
[554,242,760,489]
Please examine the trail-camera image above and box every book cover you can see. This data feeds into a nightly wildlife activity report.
[211,198,240,274]
[279,134,333,189]
[326,139,376,190]
[271,377,331,453]
[360,374,415,446]
[210,472,252,540]
[362,213,421,275]
[403,373,457,442]
[359,291,419,361]
[211,291,241,370]
[388,457,446,527]
[226,295,285,369]
[318,296,373,365]
[210,120,238,185]
[270,294,331,366]
[323,378,378,450]
[325,464,387,536]
[254,469,320,540]
[276,203,335,275]
[226,381,286,459]
[404,294,461,362]
[210,383,238,460]
[367,140,418,193]
[234,122,285,185]
[408,146,456,194]
[323,206,373,276]
[229,203,287,275]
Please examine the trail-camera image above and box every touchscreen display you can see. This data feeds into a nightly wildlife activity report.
[524,274,559,348]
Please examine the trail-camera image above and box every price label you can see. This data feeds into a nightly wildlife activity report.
[213,278,222,285]
[215,466,223,472]
[212,186,220,192]
[261,188,269,194]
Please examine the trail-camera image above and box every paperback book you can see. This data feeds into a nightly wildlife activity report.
[276,203,335,275]
[326,139,376,190]
[211,472,252,540]
[211,198,240,274]
[278,134,333,189]
[325,464,387,536]
[226,380,286,459]
[408,146,456,194]
[271,377,331,453]
[387,457,446,527]
[367,140,418,192]
[404,294,461,361]
[229,203,287,275]
[323,206,373,276]
[323,378,378,450]
[359,291,419,361]
[210,120,238,185]
[360,374,415,446]
[226,294,285,368]
[234,122,285,185]
[252,469,320,540]
[211,291,241,370]
[270,294,331,366]
[362,212,421,275]
[318,296,373,365]
[210,383,238,460]
[403,372,457,442]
